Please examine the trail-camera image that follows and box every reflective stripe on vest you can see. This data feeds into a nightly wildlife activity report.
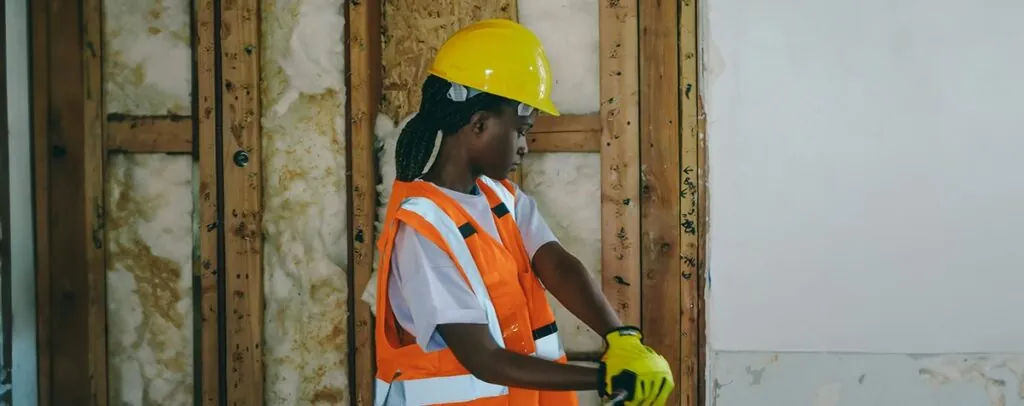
[478,177,516,223]
[531,322,564,361]
[375,375,508,406]
[400,197,507,348]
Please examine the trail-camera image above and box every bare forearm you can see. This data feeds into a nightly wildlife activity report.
[478,348,600,391]
[438,323,600,391]
[533,242,623,335]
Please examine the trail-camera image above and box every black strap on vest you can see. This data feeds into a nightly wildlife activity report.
[491,202,511,218]
[458,222,477,239]
[532,322,558,340]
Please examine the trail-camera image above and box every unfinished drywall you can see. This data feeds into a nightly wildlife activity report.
[712,353,1024,406]
[6,0,36,402]
[704,0,1024,404]
[103,0,194,403]
[260,0,350,403]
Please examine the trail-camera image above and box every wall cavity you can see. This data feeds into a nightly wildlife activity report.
[106,155,194,405]
[103,0,194,403]
[104,0,191,116]
[260,0,350,403]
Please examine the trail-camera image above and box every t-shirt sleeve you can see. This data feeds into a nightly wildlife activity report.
[512,185,560,260]
[389,223,488,352]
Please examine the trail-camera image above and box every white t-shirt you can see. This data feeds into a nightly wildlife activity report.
[388,182,558,352]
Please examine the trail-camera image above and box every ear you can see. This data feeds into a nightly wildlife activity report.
[468,110,492,134]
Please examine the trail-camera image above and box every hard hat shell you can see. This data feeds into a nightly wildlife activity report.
[428,19,560,116]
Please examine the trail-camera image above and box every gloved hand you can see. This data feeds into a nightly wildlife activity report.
[598,326,675,405]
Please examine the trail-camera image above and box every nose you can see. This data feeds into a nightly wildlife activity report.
[516,135,529,159]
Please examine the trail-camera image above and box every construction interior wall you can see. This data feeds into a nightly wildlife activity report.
[364,0,603,404]
[102,0,353,404]
[703,0,1024,405]
[260,0,350,403]
[5,0,37,402]
[103,0,195,404]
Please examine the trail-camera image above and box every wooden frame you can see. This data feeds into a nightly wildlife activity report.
[30,0,109,404]
[27,0,706,403]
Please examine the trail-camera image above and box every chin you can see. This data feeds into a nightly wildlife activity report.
[483,166,514,181]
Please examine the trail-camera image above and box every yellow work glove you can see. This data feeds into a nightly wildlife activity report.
[598,326,675,406]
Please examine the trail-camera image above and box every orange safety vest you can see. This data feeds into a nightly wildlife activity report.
[374,176,580,406]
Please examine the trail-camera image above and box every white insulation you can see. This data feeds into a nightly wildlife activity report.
[106,154,195,405]
[103,0,195,403]
[365,0,602,403]
[104,0,192,116]
[261,0,350,403]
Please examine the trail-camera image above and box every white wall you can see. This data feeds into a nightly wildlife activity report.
[5,0,38,403]
[704,0,1024,404]
[706,0,1024,354]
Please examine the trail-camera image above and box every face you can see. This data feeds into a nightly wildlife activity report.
[466,104,536,180]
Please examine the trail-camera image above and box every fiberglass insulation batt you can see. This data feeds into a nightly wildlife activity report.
[103,0,195,403]
[261,0,350,403]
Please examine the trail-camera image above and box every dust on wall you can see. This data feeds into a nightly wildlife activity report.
[103,0,195,403]
[260,0,350,404]
[365,0,603,404]
[711,352,1024,406]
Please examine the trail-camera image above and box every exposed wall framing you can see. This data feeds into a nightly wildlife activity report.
[27,0,706,403]
[638,0,684,399]
[599,0,642,327]
[30,0,109,404]
[347,0,383,402]
[218,0,264,403]
[192,0,221,402]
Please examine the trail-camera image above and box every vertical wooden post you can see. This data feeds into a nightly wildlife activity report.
[192,0,222,403]
[347,0,383,403]
[638,0,685,404]
[599,0,642,326]
[220,0,263,403]
[680,0,707,403]
[29,1,52,402]
[30,0,108,404]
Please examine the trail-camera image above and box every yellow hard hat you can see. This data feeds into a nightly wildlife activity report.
[428,19,560,116]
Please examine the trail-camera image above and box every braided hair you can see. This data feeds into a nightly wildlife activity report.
[394,74,516,182]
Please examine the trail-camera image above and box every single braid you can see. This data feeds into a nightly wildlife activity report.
[394,75,513,181]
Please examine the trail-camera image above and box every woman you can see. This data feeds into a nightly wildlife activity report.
[374,19,674,406]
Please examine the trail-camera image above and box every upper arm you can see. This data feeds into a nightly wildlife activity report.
[391,224,488,352]
[512,186,560,260]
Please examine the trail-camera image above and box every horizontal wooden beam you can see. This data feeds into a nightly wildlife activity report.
[105,114,192,153]
[103,113,604,155]
[528,114,601,153]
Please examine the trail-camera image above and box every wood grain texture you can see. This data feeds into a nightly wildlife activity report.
[680,0,705,404]
[347,0,383,403]
[105,114,192,153]
[192,0,221,402]
[33,0,109,404]
[599,0,641,326]
[527,114,602,152]
[639,0,684,403]
[527,131,600,153]
[29,1,52,402]
[220,0,264,404]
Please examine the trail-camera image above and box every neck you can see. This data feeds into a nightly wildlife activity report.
[421,145,478,194]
